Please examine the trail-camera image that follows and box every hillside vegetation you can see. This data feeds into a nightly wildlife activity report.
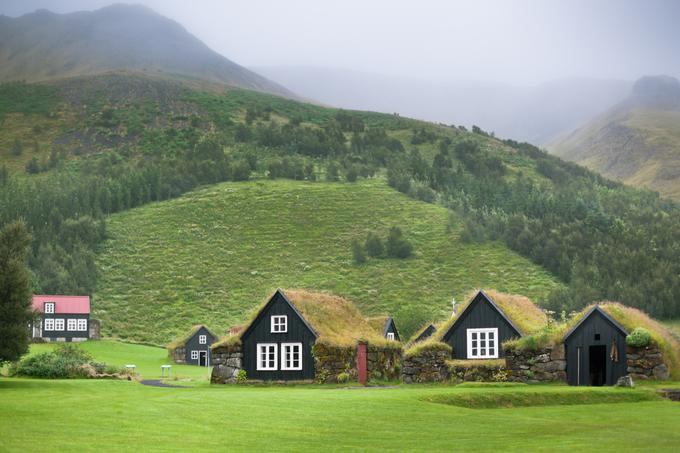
[96,179,559,344]
[1,72,680,332]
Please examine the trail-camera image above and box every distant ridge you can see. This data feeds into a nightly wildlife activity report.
[0,4,295,97]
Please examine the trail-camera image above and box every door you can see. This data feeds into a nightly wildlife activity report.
[589,345,606,386]
[199,351,209,367]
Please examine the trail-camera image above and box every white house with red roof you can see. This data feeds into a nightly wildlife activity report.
[31,295,92,342]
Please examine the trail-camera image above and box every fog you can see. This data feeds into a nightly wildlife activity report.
[2,0,678,141]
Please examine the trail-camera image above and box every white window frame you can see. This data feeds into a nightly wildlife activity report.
[44,302,55,314]
[67,318,77,331]
[44,318,55,331]
[386,332,395,341]
[271,315,288,333]
[190,350,199,360]
[77,319,88,332]
[466,327,499,359]
[199,335,207,345]
[281,342,303,371]
[257,343,278,371]
[54,318,65,331]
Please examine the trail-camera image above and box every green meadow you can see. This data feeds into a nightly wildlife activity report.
[95,178,562,345]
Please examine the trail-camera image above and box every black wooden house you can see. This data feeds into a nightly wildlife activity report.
[168,325,218,366]
[411,323,436,343]
[368,315,401,341]
[564,306,628,386]
[440,290,546,359]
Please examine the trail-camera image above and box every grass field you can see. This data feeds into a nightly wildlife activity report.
[95,178,562,344]
[1,378,680,452]
[24,340,211,381]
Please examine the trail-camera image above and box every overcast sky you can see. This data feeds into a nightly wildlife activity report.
[1,0,679,85]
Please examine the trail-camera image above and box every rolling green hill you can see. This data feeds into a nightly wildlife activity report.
[95,178,561,344]
[551,75,680,200]
[0,5,293,97]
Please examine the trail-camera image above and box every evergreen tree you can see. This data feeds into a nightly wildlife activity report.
[386,226,413,259]
[0,220,33,364]
[365,232,384,258]
[351,239,366,264]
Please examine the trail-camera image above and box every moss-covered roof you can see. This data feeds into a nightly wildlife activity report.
[213,289,393,348]
[167,324,216,351]
[408,321,438,343]
[436,289,548,340]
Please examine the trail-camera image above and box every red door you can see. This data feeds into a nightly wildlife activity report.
[357,342,367,385]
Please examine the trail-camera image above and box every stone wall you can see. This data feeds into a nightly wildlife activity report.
[169,346,186,364]
[402,348,450,383]
[505,344,567,383]
[312,342,401,383]
[627,344,669,381]
[448,360,508,382]
[89,319,101,340]
[210,343,243,384]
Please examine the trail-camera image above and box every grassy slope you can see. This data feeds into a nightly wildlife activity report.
[1,378,680,452]
[95,179,561,344]
[26,341,210,380]
[551,106,680,200]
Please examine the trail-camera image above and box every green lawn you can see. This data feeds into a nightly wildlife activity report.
[95,178,562,344]
[25,340,211,381]
[1,378,679,452]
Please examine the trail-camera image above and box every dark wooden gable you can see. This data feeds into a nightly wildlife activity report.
[441,290,522,359]
[384,316,400,341]
[414,324,436,342]
[241,289,318,381]
[564,306,628,386]
[184,325,218,365]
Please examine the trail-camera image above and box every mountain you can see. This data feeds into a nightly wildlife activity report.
[0,4,293,97]
[253,65,630,144]
[550,75,680,200]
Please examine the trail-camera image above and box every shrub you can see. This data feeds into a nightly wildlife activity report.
[236,369,248,383]
[351,239,366,264]
[345,166,358,182]
[386,226,413,259]
[627,327,652,348]
[365,232,384,258]
[15,344,96,378]
[337,372,350,383]
[325,162,340,182]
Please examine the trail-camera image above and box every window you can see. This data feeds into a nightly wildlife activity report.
[594,333,601,341]
[386,332,395,341]
[54,319,65,331]
[466,328,498,359]
[44,319,55,331]
[77,319,87,332]
[44,302,55,314]
[271,315,287,333]
[191,350,199,360]
[67,319,77,331]
[257,343,278,370]
[281,343,302,370]
[199,335,207,344]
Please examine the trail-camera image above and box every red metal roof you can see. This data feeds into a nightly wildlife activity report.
[32,295,90,314]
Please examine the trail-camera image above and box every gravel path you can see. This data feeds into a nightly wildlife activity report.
[140,379,185,388]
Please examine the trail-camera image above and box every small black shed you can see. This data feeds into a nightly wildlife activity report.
[411,323,436,343]
[168,325,218,366]
[564,306,628,386]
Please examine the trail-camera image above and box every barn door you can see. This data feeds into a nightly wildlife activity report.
[357,343,367,385]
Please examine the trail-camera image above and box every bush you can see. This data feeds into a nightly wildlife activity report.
[15,344,96,378]
[336,372,350,383]
[365,232,384,258]
[627,327,652,348]
[386,226,413,259]
[345,166,358,182]
[236,369,248,383]
[351,239,366,264]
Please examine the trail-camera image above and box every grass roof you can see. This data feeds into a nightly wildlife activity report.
[367,316,389,335]
[213,289,392,348]
[407,321,439,343]
[435,289,548,340]
[167,325,215,351]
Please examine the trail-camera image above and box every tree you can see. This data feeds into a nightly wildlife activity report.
[365,232,384,258]
[386,226,413,258]
[11,138,23,156]
[351,239,366,264]
[326,162,339,182]
[0,220,33,364]
[25,157,40,174]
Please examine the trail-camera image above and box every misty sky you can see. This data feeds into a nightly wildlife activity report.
[1,0,679,85]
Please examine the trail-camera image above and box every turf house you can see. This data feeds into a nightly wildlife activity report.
[168,325,218,366]
[211,289,401,383]
[30,295,92,342]
[368,315,401,341]
[439,290,547,360]
[409,323,437,343]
